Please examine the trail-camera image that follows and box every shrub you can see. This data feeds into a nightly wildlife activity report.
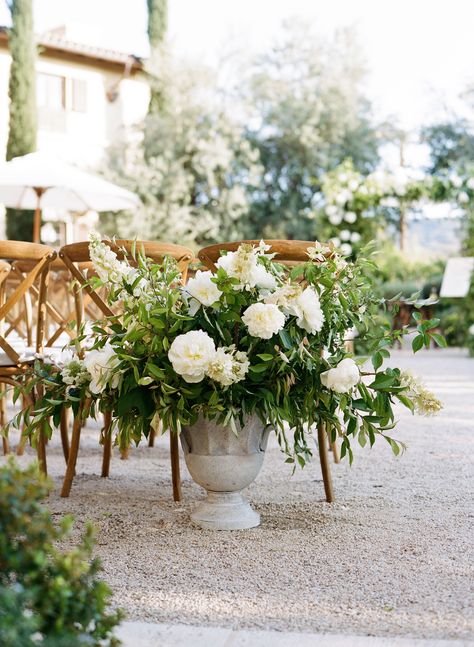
[0,459,123,647]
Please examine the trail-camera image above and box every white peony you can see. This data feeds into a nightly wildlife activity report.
[320,358,360,393]
[242,303,285,339]
[168,330,216,383]
[185,270,222,314]
[83,343,122,395]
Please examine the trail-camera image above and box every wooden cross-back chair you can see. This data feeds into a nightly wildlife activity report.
[198,239,339,503]
[0,241,56,472]
[58,239,194,499]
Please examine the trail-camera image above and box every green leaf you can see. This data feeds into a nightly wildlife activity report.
[412,334,424,352]
[431,332,447,348]
[257,354,274,361]
[249,364,269,373]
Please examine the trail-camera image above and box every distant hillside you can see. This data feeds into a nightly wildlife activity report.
[405,217,462,258]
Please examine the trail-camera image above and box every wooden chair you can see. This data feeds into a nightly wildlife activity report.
[58,239,194,499]
[0,241,56,473]
[198,239,339,503]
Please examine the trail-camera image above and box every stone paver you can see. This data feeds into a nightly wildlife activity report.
[116,621,474,647]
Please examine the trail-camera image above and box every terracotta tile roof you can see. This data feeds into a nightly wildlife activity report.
[0,26,144,71]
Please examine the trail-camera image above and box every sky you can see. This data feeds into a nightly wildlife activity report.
[2,0,474,144]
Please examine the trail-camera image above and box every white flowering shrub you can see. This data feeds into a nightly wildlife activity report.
[12,235,444,466]
[317,160,426,255]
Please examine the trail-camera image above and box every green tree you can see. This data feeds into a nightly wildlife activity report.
[102,61,261,246]
[242,23,379,240]
[5,0,37,241]
[146,0,167,115]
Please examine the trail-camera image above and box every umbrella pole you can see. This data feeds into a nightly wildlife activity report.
[33,187,45,244]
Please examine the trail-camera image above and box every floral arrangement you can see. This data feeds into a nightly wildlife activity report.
[11,233,443,466]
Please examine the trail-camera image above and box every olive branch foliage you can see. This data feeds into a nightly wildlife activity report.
[7,242,444,467]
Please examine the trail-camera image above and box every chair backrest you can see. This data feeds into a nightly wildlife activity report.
[0,241,56,365]
[198,239,317,271]
[59,239,195,329]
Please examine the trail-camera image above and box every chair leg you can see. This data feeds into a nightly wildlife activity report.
[59,407,70,464]
[170,432,182,502]
[61,405,83,497]
[101,410,113,477]
[0,385,8,455]
[148,428,156,447]
[37,424,48,476]
[318,423,334,503]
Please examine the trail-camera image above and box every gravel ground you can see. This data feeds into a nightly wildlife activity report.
[2,349,473,641]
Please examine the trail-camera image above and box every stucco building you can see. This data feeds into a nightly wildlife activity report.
[0,25,149,241]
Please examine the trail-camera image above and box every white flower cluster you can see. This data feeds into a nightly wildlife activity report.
[320,358,360,393]
[168,330,249,386]
[88,232,151,301]
[83,343,123,395]
[54,350,91,395]
[400,371,442,416]
[216,242,276,291]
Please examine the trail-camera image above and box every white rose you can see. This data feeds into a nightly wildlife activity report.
[265,286,324,335]
[84,343,122,395]
[339,229,351,241]
[468,323,474,335]
[185,270,222,314]
[293,287,325,334]
[252,263,277,290]
[242,303,285,339]
[350,231,361,243]
[168,330,216,383]
[458,191,469,204]
[467,177,474,190]
[344,211,357,224]
[320,358,360,393]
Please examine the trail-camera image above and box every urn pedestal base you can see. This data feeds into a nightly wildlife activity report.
[190,491,260,530]
[180,415,270,531]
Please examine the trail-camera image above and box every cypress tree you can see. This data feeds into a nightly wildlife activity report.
[147,0,167,115]
[5,0,37,241]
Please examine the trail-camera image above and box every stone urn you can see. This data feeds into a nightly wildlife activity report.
[180,415,271,530]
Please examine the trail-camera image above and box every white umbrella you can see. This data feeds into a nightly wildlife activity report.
[0,152,141,242]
